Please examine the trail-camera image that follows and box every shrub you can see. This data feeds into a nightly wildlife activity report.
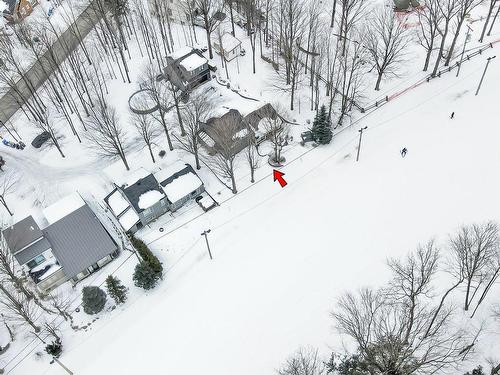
[45,340,62,357]
[81,286,107,315]
[158,150,166,158]
[130,235,163,276]
[105,275,128,305]
[133,262,160,290]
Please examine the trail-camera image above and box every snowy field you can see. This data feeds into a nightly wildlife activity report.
[1,1,500,374]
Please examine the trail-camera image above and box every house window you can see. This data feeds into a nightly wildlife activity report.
[143,207,154,216]
[27,255,46,269]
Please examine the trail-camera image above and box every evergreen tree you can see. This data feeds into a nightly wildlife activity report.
[133,262,160,290]
[81,286,107,315]
[105,275,128,305]
[130,235,163,277]
[311,105,333,145]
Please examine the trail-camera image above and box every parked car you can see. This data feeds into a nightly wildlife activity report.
[240,48,246,56]
[31,132,51,148]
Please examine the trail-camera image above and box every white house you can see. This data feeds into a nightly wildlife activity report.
[213,32,242,61]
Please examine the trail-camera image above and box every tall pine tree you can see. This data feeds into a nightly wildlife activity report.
[105,275,128,305]
[311,105,333,145]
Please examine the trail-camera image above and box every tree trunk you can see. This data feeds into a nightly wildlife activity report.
[375,72,383,91]
[445,18,464,66]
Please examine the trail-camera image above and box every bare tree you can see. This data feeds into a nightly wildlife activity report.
[47,291,73,321]
[195,0,224,59]
[206,116,241,194]
[0,284,41,333]
[175,92,214,170]
[479,0,498,42]
[431,0,459,77]
[85,101,130,170]
[263,114,289,166]
[245,136,260,183]
[364,5,410,90]
[333,244,472,375]
[42,320,61,341]
[132,112,162,163]
[417,0,444,71]
[140,66,177,149]
[449,222,500,314]
[278,347,326,375]
[0,172,18,216]
[275,0,307,110]
[0,234,37,302]
[445,0,483,66]
[336,38,366,126]
[337,0,368,55]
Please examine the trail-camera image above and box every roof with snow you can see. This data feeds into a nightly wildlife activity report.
[167,46,193,60]
[156,164,203,204]
[107,189,130,217]
[220,33,242,52]
[43,192,86,225]
[121,173,165,214]
[118,208,140,232]
[179,53,207,72]
[138,190,164,210]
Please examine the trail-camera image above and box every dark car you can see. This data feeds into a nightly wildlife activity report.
[31,132,51,148]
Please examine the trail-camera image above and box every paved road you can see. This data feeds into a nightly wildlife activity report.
[0,0,102,124]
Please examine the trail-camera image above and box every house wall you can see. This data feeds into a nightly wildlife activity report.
[138,198,169,226]
[71,250,119,284]
[170,185,205,212]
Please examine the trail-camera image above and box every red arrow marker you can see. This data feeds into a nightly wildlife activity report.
[273,169,287,188]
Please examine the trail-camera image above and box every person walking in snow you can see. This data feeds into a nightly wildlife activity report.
[401,148,408,158]
[450,112,455,119]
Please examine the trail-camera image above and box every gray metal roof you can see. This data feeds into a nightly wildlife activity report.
[122,174,164,214]
[14,237,52,265]
[43,204,117,279]
[2,216,43,253]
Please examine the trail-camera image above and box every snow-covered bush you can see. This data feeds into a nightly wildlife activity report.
[81,286,107,315]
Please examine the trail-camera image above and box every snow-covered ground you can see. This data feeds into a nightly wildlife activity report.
[1,2,500,374]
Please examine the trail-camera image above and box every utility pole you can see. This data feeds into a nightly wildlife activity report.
[456,25,473,78]
[201,230,213,260]
[356,126,368,162]
[53,357,74,375]
[475,56,496,96]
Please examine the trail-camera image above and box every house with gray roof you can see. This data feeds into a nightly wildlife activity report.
[2,193,119,291]
[164,47,215,93]
[199,103,279,156]
[104,163,205,233]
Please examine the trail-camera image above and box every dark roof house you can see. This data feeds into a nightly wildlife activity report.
[2,193,119,291]
[105,163,205,233]
[164,47,214,93]
[199,103,279,156]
